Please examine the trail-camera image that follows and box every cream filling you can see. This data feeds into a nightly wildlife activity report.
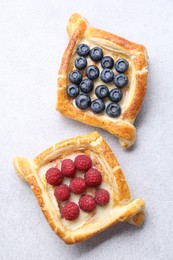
[69,38,134,120]
[37,153,114,231]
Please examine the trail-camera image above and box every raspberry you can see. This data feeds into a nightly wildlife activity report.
[94,188,110,206]
[84,168,102,187]
[79,195,96,212]
[61,202,79,221]
[70,177,86,194]
[45,167,63,185]
[54,184,70,201]
[61,159,76,177]
[74,154,92,171]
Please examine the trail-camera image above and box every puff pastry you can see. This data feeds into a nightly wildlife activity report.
[13,132,145,244]
[57,13,148,148]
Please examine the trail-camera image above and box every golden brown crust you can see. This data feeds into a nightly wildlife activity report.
[57,13,148,148]
[122,71,148,120]
[13,132,145,244]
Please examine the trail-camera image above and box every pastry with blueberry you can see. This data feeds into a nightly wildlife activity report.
[57,13,148,148]
[13,132,145,244]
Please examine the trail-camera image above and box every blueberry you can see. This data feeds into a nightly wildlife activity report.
[75,57,87,70]
[85,65,99,80]
[91,99,105,114]
[77,44,90,57]
[89,47,103,61]
[109,88,123,103]
[106,103,121,117]
[100,69,114,83]
[66,84,79,98]
[115,58,129,73]
[69,70,82,84]
[101,56,114,69]
[79,78,94,93]
[95,85,109,99]
[114,74,128,88]
[75,94,91,110]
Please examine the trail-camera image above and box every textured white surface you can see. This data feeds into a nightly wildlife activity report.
[0,0,173,259]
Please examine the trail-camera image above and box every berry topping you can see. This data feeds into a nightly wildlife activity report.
[79,78,94,94]
[101,56,114,69]
[69,70,82,84]
[85,65,99,80]
[109,88,123,103]
[75,94,91,110]
[54,184,70,201]
[89,47,103,61]
[84,168,102,187]
[95,85,109,99]
[70,177,86,194]
[75,56,87,70]
[115,58,129,73]
[79,195,96,212]
[91,99,105,114]
[100,69,114,83]
[94,188,110,206]
[77,44,90,57]
[46,167,63,186]
[66,84,79,98]
[61,159,76,178]
[75,154,92,171]
[61,202,80,221]
[114,74,128,88]
[106,103,121,117]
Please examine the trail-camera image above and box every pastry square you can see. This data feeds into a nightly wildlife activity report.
[13,132,145,244]
[57,13,148,148]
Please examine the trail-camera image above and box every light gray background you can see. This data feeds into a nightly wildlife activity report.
[0,0,173,259]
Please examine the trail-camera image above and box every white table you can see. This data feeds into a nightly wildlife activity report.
[0,0,173,259]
